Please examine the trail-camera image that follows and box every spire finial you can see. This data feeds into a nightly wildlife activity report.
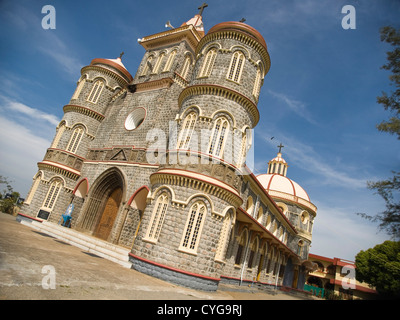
[198,2,208,16]
[119,52,124,59]
[277,143,284,153]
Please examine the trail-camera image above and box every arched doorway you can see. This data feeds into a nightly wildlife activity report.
[94,187,122,240]
[78,168,124,241]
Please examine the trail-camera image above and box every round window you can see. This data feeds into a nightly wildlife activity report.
[125,108,146,130]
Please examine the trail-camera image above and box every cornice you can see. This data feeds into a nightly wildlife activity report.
[139,24,202,52]
[197,30,270,74]
[150,168,243,207]
[63,104,105,122]
[38,161,81,181]
[178,84,260,127]
[81,65,130,87]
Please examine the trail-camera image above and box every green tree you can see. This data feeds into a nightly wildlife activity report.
[0,175,21,214]
[376,26,400,138]
[360,26,400,239]
[355,241,400,298]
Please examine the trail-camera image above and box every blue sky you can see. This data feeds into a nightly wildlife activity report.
[0,0,399,261]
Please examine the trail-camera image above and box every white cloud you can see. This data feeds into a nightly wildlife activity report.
[267,89,317,125]
[257,129,366,189]
[0,116,51,196]
[0,95,59,127]
[311,203,390,260]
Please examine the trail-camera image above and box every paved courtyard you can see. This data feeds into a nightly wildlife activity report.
[0,212,305,301]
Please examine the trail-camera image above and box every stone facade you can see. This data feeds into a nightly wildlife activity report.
[19,12,317,291]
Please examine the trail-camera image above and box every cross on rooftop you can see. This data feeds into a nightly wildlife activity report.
[277,143,284,153]
[198,2,208,16]
[119,52,124,59]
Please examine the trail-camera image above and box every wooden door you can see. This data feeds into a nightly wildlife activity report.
[94,187,122,240]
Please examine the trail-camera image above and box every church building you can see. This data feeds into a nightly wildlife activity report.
[18,5,317,291]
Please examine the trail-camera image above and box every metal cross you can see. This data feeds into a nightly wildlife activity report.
[119,52,124,59]
[198,2,208,16]
[277,143,284,153]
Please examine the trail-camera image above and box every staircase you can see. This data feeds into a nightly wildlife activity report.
[18,217,132,268]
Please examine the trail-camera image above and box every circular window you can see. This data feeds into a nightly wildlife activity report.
[125,108,146,130]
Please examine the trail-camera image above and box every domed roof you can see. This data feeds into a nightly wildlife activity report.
[257,173,310,202]
[90,56,133,82]
[207,21,267,50]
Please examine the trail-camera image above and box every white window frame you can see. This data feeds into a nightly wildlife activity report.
[72,77,85,100]
[215,210,233,262]
[41,179,62,211]
[208,117,229,158]
[143,193,169,243]
[198,49,217,78]
[66,127,84,154]
[180,56,192,79]
[152,52,165,74]
[86,80,104,104]
[163,50,176,72]
[179,201,207,255]
[227,51,245,83]
[141,56,153,76]
[177,111,197,149]
[253,67,262,99]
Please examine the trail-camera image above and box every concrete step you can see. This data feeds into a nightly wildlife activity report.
[19,218,132,268]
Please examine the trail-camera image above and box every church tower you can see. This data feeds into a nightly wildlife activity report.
[19,4,317,293]
[129,11,271,289]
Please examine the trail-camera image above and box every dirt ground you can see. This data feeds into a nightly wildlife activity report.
[0,212,307,301]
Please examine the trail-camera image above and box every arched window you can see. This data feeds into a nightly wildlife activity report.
[245,197,254,216]
[72,77,85,100]
[235,229,248,265]
[179,201,207,253]
[247,237,259,269]
[177,111,197,149]
[215,209,234,261]
[153,52,165,74]
[265,214,271,229]
[141,56,153,76]
[257,207,263,223]
[51,122,66,149]
[180,55,192,79]
[144,192,169,243]
[66,126,84,154]
[163,50,176,72]
[42,179,62,211]
[253,67,262,99]
[25,173,42,205]
[208,117,229,157]
[87,80,104,104]
[198,48,217,78]
[237,128,250,167]
[227,51,245,83]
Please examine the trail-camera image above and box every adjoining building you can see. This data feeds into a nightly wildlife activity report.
[17,6,318,292]
[306,253,378,299]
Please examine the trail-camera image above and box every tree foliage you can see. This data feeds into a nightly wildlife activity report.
[355,241,400,298]
[376,26,400,138]
[0,175,21,214]
[361,26,400,239]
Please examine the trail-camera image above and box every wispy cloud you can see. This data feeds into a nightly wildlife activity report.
[2,3,83,76]
[0,95,59,126]
[257,129,366,189]
[267,89,317,125]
